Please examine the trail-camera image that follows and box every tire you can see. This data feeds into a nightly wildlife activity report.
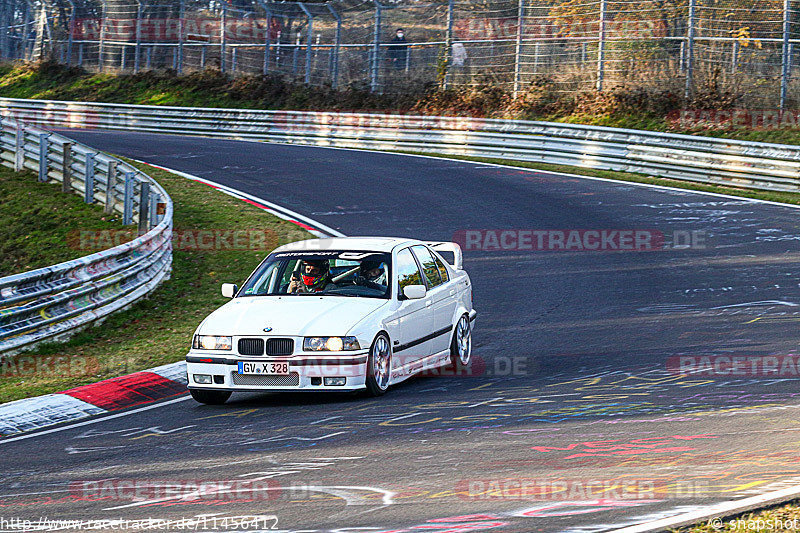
[190,389,232,405]
[450,314,472,374]
[365,332,392,397]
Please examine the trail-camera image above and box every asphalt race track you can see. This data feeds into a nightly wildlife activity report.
[4,131,800,532]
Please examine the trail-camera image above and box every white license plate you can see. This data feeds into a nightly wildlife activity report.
[237,361,290,375]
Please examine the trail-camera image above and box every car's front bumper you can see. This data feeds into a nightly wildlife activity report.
[185,351,369,392]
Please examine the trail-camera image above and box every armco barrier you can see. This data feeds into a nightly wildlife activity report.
[0,115,173,355]
[1,97,800,192]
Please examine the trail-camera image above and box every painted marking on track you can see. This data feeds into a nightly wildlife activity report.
[102,484,396,510]
[129,425,197,440]
[469,382,495,391]
[0,396,192,445]
[64,445,127,454]
[311,415,343,425]
[467,397,505,408]
[198,409,259,420]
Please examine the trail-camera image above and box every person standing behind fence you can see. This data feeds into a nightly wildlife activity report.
[387,28,408,70]
[452,41,468,82]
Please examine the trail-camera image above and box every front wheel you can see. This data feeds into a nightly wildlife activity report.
[450,314,472,373]
[365,333,392,397]
[190,389,232,405]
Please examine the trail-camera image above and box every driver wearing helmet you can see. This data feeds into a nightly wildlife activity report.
[354,260,387,291]
[288,259,335,294]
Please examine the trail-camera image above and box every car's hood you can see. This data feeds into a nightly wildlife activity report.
[198,296,388,337]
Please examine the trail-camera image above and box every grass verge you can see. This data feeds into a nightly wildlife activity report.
[0,160,311,403]
[0,165,130,276]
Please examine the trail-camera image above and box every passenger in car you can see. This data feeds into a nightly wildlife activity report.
[288,260,337,293]
[354,260,387,292]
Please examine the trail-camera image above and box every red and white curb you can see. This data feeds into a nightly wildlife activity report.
[0,361,187,437]
[0,163,343,439]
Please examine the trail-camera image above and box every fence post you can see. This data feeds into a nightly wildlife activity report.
[62,142,72,193]
[685,0,695,100]
[596,0,606,91]
[104,161,117,214]
[38,133,49,182]
[177,0,184,74]
[220,2,227,72]
[263,6,271,74]
[66,0,75,65]
[513,0,524,97]
[730,40,738,73]
[123,171,134,225]
[150,192,160,228]
[370,1,382,92]
[781,0,791,111]
[138,181,150,234]
[98,1,106,71]
[298,3,314,85]
[443,0,454,89]
[84,153,95,203]
[14,125,23,172]
[134,0,143,73]
[327,4,341,89]
[0,0,8,60]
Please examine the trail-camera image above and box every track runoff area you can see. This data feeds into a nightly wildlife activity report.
[3,130,800,533]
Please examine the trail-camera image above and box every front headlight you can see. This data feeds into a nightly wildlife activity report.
[303,336,361,352]
[192,335,232,351]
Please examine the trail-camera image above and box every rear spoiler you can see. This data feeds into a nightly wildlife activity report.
[425,241,463,271]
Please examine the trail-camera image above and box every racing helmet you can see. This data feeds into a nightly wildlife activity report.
[301,259,330,289]
[360,260,385,281]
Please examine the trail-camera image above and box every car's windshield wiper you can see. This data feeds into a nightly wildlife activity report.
[318,292,360,297]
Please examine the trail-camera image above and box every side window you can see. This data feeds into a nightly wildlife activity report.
[433,255,450,283]
[396,248,424,295]
[412,245,443,288]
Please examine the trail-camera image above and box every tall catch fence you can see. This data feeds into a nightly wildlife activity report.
[1,0,799,108]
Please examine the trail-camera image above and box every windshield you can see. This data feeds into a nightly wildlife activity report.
[238,250,392,299]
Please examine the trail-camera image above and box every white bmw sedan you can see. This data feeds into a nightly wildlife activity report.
[186,237,476,404]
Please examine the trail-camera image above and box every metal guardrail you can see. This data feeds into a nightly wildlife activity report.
[1,97,800,194]
[0,114,173,355]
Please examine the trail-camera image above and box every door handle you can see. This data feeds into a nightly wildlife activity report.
[425,299,432,307]
[449,289,455,296]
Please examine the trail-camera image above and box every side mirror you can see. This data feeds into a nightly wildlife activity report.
[402,284,426,300]
[221,283,239,298]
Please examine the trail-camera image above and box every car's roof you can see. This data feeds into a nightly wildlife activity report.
[274,236,420,253]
